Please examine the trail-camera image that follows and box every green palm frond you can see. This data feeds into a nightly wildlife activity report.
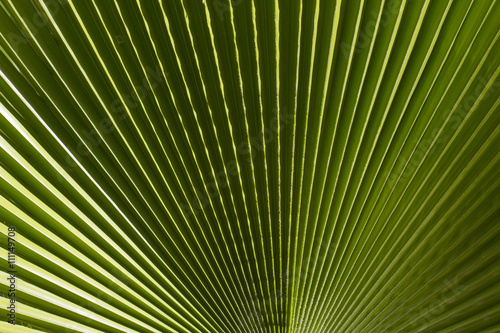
[0,0,499,332]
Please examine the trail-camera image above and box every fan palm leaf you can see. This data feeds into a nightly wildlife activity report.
[0,0,499,332]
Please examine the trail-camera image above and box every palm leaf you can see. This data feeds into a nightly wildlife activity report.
[0,0,499,332]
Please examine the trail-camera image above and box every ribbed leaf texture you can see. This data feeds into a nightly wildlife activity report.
[0,0,499,332]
